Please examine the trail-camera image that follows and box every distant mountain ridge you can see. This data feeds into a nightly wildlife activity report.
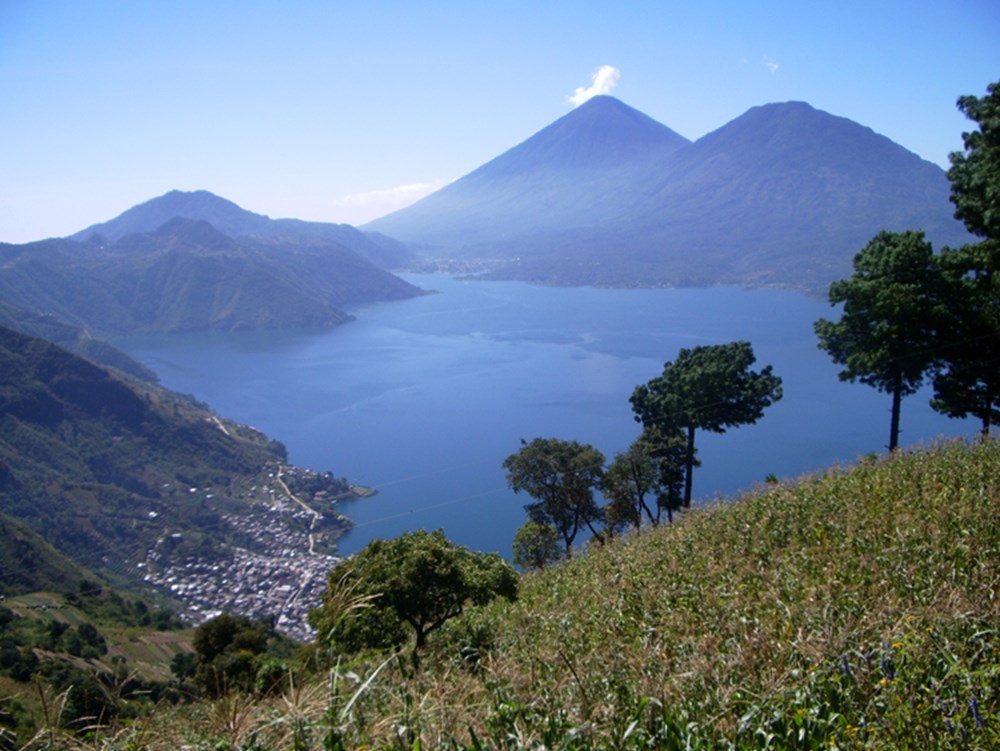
[0,193,425,337]
[74,189,415,270]
[365,96,971,292]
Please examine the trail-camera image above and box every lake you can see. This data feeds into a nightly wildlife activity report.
[118,274,973,558]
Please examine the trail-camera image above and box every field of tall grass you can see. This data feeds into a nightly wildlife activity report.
[16,439,999,749]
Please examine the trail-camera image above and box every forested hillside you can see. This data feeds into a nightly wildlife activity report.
[0,209,423,337]
[0,324,276,568]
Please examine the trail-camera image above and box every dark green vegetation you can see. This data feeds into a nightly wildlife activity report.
[0,302,158,383]
[189,612,297,697]
[366,97,970,293]
[501,342,781,567]
[933,81,1000,436]
[602,427,687,530]
[0,323,284,580]
[309,530,517,664]
[0,192,422,338]
[504,438,608,559]
[0,324,345,744]
[815,230,945,451]
[932,239,1000,435]
[15,440,994,749]
[947,82,1000,242]
[0,514,93,597]
[0,323,355,613]
[816,80,1000,446]
[0,586,187,744]
[630,341,782,507]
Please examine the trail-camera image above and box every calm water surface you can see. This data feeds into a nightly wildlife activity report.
[119,274,973,557]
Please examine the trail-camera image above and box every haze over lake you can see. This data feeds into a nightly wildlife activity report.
[119,274,972,558]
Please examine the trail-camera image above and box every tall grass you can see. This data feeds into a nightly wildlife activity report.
[23,439,998,750]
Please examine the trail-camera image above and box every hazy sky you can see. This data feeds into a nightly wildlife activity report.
[1,1,998,243]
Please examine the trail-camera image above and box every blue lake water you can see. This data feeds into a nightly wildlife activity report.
[118,274,973,558]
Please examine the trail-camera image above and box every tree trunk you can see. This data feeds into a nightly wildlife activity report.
[683,425,696,507]
[889,378,902,452]
[983,381,994,440]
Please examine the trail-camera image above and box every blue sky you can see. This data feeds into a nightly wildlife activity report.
[1,0,998,243]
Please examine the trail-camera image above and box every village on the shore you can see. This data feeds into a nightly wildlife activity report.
[139,466,373,642]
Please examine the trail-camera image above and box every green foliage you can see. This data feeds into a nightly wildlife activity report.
[931,81,1000,437]
[63,579,183,630]
[815,230,944,450]
[193,612,272,696]
[603,427,687,530]
[171,650,196,681]
[503,438,607,558]
[948,80,1000,241]
[932,240,1000,436]
[512,520,562,571]
[630,341,781,505]
[0,512,90,596]
[310,529,518,662]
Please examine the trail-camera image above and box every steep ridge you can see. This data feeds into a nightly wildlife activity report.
[0,301,158,381]
[0,323,283,569]
[0,212,424,337]
[73,189,415,270]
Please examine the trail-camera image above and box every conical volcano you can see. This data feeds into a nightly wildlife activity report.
[365,96,691,249]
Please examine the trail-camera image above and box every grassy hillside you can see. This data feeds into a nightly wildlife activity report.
[32,438,996,750]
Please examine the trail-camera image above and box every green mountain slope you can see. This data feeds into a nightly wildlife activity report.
[0,301,157,382]
[2,440,995,749]
[0,213,423,337]
[0,323,286,568]
[0,512,93,595]
[0,324,356,639]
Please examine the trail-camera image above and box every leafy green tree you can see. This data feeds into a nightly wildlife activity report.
[933,244,1000,437]
[512,520,563,570]
[947,80,1000,242]
[602,427,686,530]
[170,651,196,683]
[192,612,270,696]
[503,438,606,558]
[814,231,945,451]
[630,341,782,506]
[931,82,1000,437]
[309,529,517,664]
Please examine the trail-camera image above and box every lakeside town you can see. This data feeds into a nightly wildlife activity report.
[138,465,371,642]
